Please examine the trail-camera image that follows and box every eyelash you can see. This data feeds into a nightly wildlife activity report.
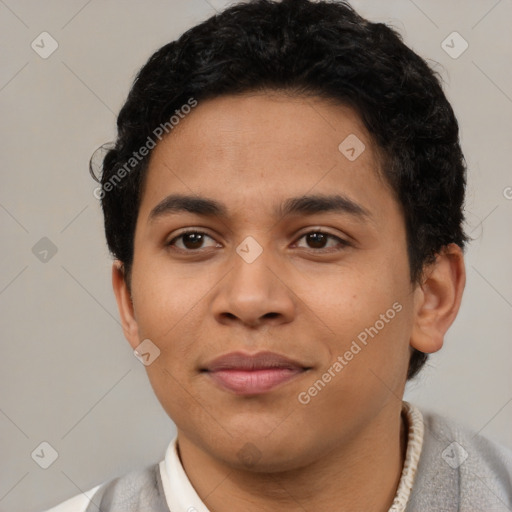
[166,229,350,253]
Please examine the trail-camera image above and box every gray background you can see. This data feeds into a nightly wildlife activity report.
[0,1,511,510]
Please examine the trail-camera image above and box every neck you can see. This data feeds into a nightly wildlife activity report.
[177,404,407,512]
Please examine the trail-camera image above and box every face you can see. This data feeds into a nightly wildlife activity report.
[119,92,422,471]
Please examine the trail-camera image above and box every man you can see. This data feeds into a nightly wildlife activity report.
[45,0,512,510]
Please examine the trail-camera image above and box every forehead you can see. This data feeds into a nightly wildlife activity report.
[137,92,396,225]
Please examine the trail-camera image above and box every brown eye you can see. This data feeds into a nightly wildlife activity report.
[305,232,328,249]
[168,231,218,251]
[295,231,349,251]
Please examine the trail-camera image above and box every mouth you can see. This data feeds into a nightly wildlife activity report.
[201,351,311,395]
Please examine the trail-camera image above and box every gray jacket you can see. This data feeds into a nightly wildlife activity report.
[82,411,512,511]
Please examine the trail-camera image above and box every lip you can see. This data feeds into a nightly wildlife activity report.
[202,351,310,395]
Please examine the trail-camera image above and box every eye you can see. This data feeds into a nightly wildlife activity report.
[167,229,350,253]
[167,230,220,251]
[294,230,350,251]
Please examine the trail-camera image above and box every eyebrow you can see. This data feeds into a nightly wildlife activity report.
[148,193,372,223]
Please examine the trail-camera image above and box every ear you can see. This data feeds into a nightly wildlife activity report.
[112,260,140,350]
[410,243,466,354]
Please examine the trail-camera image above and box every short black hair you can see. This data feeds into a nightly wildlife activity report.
[91,0,468,380]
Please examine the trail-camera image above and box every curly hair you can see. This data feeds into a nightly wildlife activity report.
[91,0,468,380]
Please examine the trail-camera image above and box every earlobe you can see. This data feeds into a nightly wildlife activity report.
[111,260,140,350]
[410,244,466,354]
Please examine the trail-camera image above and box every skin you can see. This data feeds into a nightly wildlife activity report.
[112,91,466,511]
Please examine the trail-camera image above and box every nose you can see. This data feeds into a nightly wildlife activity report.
[211,246,297,329]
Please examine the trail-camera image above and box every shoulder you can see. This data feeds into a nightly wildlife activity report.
[41,483,103,512]
[42,463,168,512]
[407,409,512,511]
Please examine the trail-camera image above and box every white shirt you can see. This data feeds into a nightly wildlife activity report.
[43,402,424,512]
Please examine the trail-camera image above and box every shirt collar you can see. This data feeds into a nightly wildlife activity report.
[389,401,425,511]
[159,439,210,512]
[160,401,424,512]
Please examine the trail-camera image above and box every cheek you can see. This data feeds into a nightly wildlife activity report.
[308,263,413,377]
[131,259,204,337]
[307,267,401,333]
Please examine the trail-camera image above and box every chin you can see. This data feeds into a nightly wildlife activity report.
[208,427,315,472]
[219,443,311,474]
